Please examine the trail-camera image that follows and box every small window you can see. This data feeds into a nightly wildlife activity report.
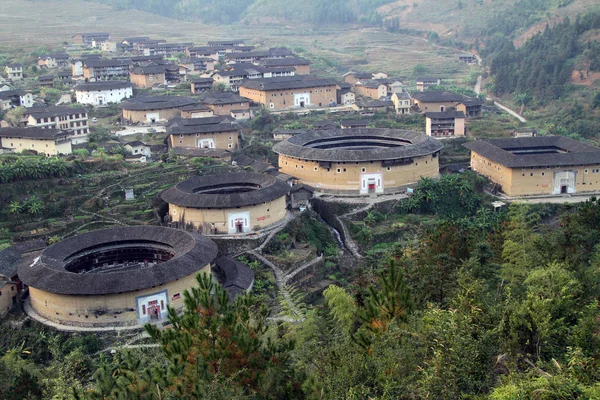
[270,103,274,109]
[228,144,232,148]
[387,167,391,171]
[180,134,184,138]
[530,173,534,177]
[361,167,366,172]
[337,168,341,173]
[179,140,182,144]
[314,167,318,171]
[585,169,589,174]
[343,168,347,172]
[541,172,545,176]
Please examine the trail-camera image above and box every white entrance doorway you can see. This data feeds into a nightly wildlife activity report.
[294,93,310,108]
[146,113,159,123]
[553,170,577,194]
[136,290,168,323]
[227,211,251,234]
[197,138,215,148]
[360,173,384,194]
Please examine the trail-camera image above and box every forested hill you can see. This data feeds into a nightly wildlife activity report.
[486,13,600,100]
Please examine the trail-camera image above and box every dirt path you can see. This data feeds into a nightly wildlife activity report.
[494,101,527,123]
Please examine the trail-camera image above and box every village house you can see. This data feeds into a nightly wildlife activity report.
[81,58,132,81]
[416,77,442,92]
[0,90,33,111]
[185,46,221,61]
[165,64,188,84]
[4,64,23,81]
[230,109,252,120]
[74,81,133,106]
[130,65,167,88]
[120,96,198,124]
[353,79,388,100]
[224,48,293,64]
[0,281,18,317]
[72,32,111,47]
[336,83,355,105]
[412,91,482,117]
[289,184,315,210]
[351,98,393,114]
[38,75,54,88]
[260,57,311,75]
[425,111,466,137]
[25,106,89,144]
[190,78,214,93]
[514,128,538,138]
[180,103,214,119]
[391,91,412,115]
[100,41,118,53]
[199,93,251,116]
[143,43,193,57]
[312,120,339,130]
[171,146,232,162]
[120,37,166,53]
[167,116,239,150]
[0,127,72,155]
[124,140,152,158]
[341,119,369,129]
[342,71,388,85]
[465,136,600,197]
[179,58,215,75]
[239,76,338,110]
[212,63,294,92]
[459,54,478,64]
[207,39,247,48]
[38,54,70,69]
[460,98,484,117]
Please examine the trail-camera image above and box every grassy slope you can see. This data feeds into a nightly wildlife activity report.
[377,0,600,44]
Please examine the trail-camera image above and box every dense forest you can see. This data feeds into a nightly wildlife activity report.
[485,13,600,99]
[3,174,600,399]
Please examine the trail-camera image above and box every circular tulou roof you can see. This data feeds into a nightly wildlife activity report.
[161,172,291,209]
[272,128,443,162]
[119,96,198,111]
[18,226,218,295]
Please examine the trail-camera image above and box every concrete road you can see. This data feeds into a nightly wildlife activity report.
[510,195,599,204]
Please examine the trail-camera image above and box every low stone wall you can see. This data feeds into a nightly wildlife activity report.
[211,235,269,257]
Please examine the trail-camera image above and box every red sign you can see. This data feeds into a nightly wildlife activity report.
[257,215,270,221]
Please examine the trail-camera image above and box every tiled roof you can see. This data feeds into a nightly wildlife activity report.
[18,226,218,295]
[0,127,69,140]
[120,96,197,111]
[464,136,600,168]
[161,172,290,208]
[240,76,337,91]
[75,81,133,91]
[273,128,443,163]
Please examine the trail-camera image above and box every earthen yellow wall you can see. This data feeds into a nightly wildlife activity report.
[169,130,239,150]
[130,72,165,88]
[295,65,311,75]
[0,137,67,156]
[470,151,600,196]
[122,108,182,123]
[29,264,210,326]
[239,85,337,110]
[414,100,458,112]
[169,196,287,233]
[0,283,17,317]
[278,154,439,192]
[208,102,249,116]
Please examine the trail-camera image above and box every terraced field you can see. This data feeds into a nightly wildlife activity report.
[0,0,472,79]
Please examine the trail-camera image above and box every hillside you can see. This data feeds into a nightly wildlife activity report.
[45,0,600,44]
